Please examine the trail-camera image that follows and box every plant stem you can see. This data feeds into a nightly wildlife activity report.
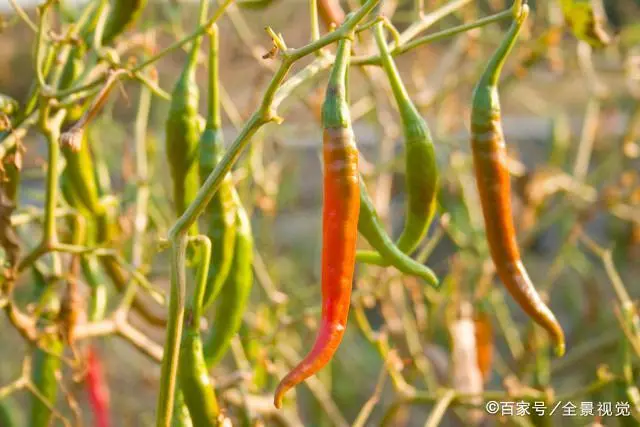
[156,235,188,427]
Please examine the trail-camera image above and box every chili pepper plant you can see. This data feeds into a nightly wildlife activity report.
[0,0,639,425]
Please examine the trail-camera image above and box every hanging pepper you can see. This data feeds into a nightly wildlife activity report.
[357,22,438,266]
[358,177,439,286]
[178,237,220,426]
[470,2,565,356]
[59,136,166,326]
[30,274,62,427]
[101,0,149,45]
[0,397,18,427]
[165,4,207,236]
[318,0,345,29]
[203,193,254,368]
[86,346,111,427]
[199,24,238,310]
[274,36,360,408]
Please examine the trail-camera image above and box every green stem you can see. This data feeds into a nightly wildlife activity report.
[133,0,234,74]
[40,108,66,278]
[372,23,415,123]
[34,4,51,89]
[353,8,513,65]
[156,235,188,427]
[310,0,320,42]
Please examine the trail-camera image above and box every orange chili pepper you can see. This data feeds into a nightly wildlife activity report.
[470,3,565,356]
[274,36,359,408]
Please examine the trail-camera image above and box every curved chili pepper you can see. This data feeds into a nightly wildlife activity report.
[199,24,237,310]
[274,37,360,409]
[166,8,206,236]
[470,3,565,356]
[101,0,148,45]
[60,133,103,216]
[203,194,254,368]
[358,177,439,286]
[357,22,438,266]
[178,238,220,426]
[86,346,111,427]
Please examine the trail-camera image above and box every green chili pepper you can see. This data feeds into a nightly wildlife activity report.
[58,46,86,92]
[0,396,19,427]
[60,147,166,326]
[102,0,149,45]
[358,178,439,286]
[204,195,254,368]
[60,132,103,216]
[356,23,438,266]
[178,237,220,425]
[171,391,194,427]
[30,335,62,427]
[30,274,62,427]
[199,24,237,310]
[81,254,109,322]
[166,2,208,235]
[237,0,277,9]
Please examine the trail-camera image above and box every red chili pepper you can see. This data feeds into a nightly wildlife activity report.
[274,37,359,408]
[86,346,111,427]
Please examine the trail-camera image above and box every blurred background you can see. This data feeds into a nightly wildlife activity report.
[0,0,640,425]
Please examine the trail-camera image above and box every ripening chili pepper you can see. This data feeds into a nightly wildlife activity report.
[199,24,237,310]
[203,195,254,368]
[101,0,148,45]
[166,6,208,236]
[86,346,111,427]
[273,37,360,409]
[356,22,438,266]
[318,0,345,28]
[470,3,565,356]
[178,237,220,426]
[358,177,439,286]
